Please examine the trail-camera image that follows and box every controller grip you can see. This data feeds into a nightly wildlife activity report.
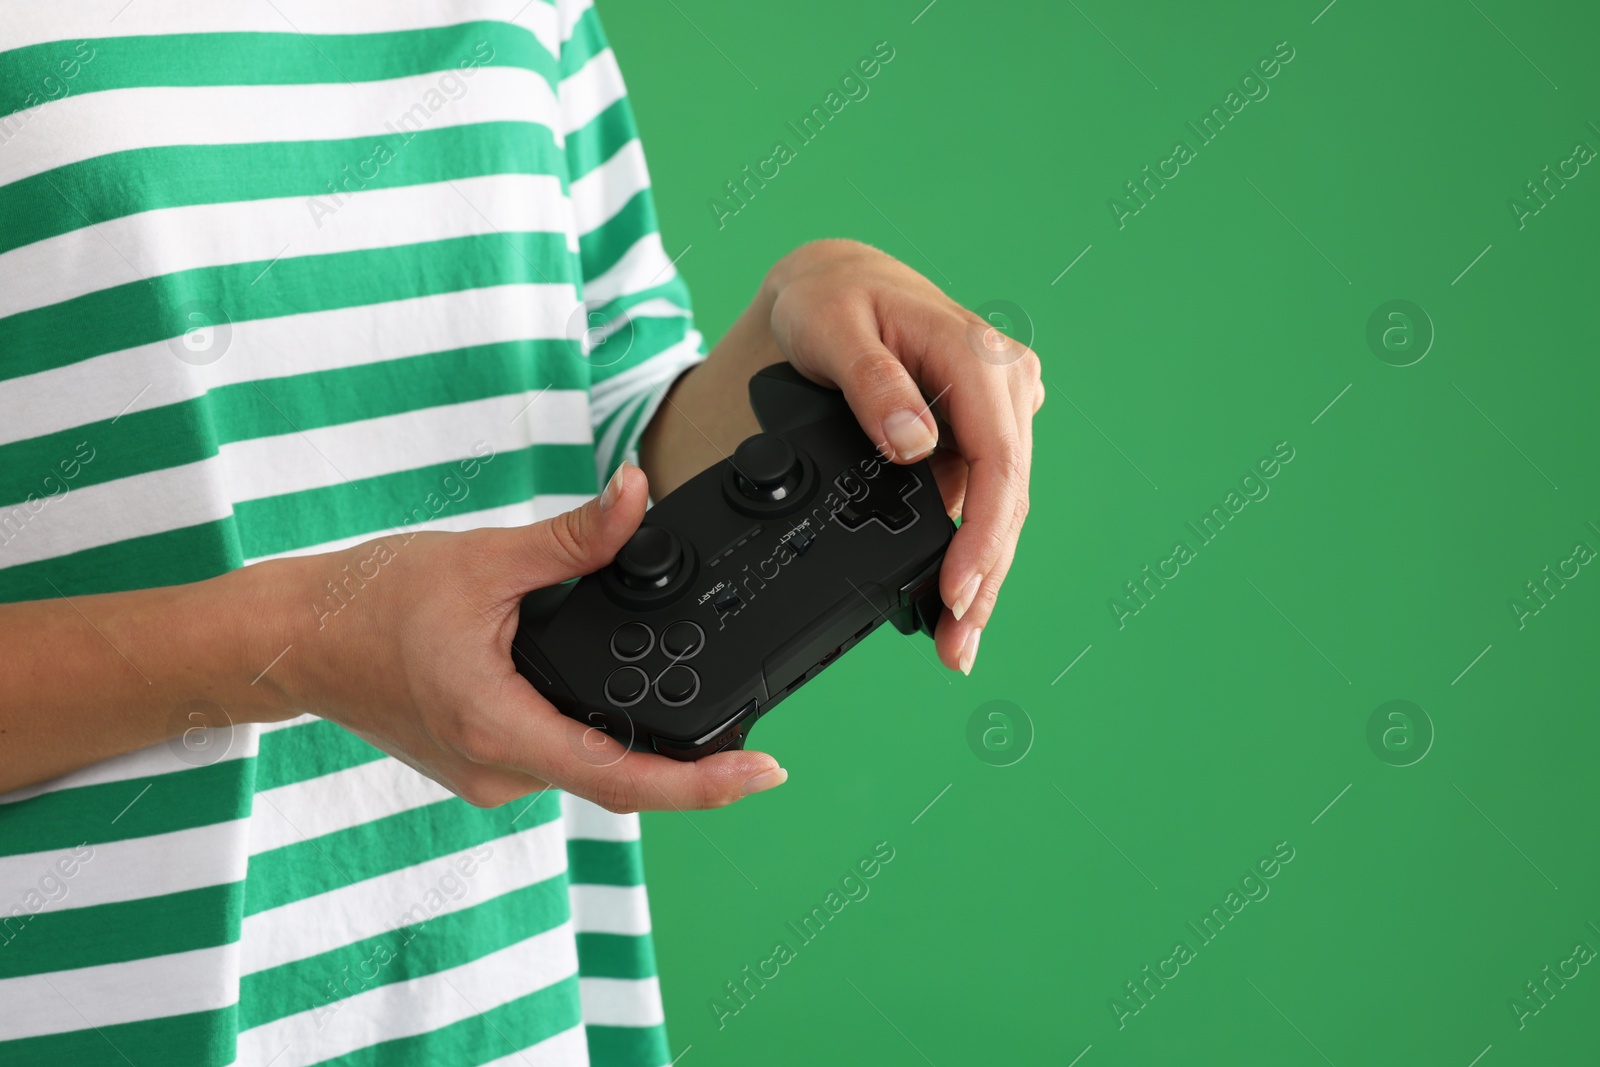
[511,581,577,706]
[748,362,853,434]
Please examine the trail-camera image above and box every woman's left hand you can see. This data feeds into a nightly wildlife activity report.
[764,239,1044,676]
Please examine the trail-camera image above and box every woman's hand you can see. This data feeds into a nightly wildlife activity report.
[764,240,1043,675]
[273,463,787,813]
[0,464,784,805]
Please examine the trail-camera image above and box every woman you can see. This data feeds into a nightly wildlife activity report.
[0,2,1040,1063]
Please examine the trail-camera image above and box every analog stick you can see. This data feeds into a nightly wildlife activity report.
[614,526,683,590]
[732,434,803,502]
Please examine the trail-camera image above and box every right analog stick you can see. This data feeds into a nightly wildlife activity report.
[732,434,802,502]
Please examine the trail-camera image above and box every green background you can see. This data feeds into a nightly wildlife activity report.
[606,1,1600,1063]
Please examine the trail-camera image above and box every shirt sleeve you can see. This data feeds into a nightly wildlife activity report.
[558,0,708,487]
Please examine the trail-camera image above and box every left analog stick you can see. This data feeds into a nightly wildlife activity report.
[614,526,683,591]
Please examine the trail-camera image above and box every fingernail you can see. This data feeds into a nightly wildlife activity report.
[958,628,982,676]
[742,767,788,796]
[599,463,628,511]
[951,573,983,621]
[881,409,936,461]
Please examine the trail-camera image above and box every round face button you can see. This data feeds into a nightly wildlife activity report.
[610,622,654,661]
[614,526,683,590]
[604,666,649,707]
[655,664,699,706]
[660,621,705,660]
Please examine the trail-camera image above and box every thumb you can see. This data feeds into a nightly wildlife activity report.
[505,462,649,587]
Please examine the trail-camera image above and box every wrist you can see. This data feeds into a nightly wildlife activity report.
[207,554,323,725]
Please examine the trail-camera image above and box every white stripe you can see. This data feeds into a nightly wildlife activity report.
[218,389,592,504]
[594,388,653,480]
[256,713,322,736]
[242,495,592,566]
[590,334,703,423]
[557,0,596,43]
[4,1,560,57]
[250,757,454,856]
[237,923,578,1067]
[0,820,247,913]
[580,976,666,1027]
[475,1025,589,1067]
[0,383,592,565]
[582,231,675,305]
[0,458,232,569]
[0,727,258,806]
[593,339,705,478]
[241,820,567,974]
[0,942,238,1041]
[558,48,627,136]
[569,883,651,935]
[609,296,693,323]
[569,138,649,238]
[0,284,579,449]
[0,174,573,319]
[0,66,558,188]
[560,793,640,842]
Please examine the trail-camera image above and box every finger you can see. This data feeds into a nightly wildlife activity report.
[931,605,970,673]
[937,526,1019,673]
[468,687,787,813]
[933,353,1031,640]
[795,306,938,463]
[927,449,968,521]
[488,462,650,589]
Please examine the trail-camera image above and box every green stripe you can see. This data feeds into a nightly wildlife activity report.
[575,932,658,980]
[586,1022,673,1067]
[315,973,581,1067]
[590,304,693,382]
[0,23,555,121]
[233,442,597,561]
[567,838,644,887]
[566,95,636,181]
[0,520,240,603]
[240,874,569,1029]
[254,720,386,794]
[1,232,575,382]
[0,410,209,511]
[0,759,251,857]
[243,791,561,916]
[0,882,241,980]
[579,187,657,284]
[0,340,583,508]
[0,1006,235,1067]
[560,6,610,81]
[0,441,599,597]
[0,121,564,256]
[209,340,585,444]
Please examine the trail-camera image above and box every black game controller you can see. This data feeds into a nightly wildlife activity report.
[511,363,954,760]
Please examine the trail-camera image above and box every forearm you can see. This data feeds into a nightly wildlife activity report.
[0,560,305,793]
[640,243,870,496]
[637,283,775,496]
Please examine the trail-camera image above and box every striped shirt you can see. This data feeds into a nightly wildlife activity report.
[0,2,703,1064]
